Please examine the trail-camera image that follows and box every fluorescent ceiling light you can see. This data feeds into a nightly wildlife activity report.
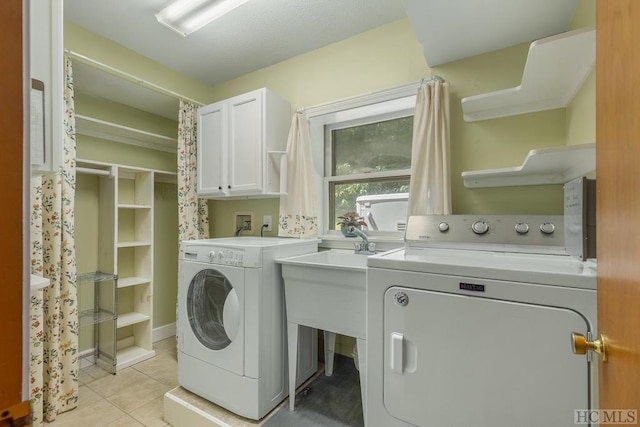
[155,0,250,37]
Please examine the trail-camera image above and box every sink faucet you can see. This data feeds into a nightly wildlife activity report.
[352,227,376,255]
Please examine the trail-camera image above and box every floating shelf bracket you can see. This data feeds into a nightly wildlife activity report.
[462,143,595,188]
[461,27,596,122]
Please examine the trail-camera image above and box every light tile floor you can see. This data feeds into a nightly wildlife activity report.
[45,338,326,426]
[45,338,178,427]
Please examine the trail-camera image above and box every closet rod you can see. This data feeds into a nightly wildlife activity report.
[64,49,204,106]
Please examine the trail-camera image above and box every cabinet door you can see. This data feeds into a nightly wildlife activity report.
[197,102,226,196]
[227,90,263,194]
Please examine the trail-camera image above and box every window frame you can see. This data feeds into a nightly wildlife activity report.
[324,111,413,233]
[305,82,418,239]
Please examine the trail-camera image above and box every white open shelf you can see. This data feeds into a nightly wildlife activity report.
[116,345,156,370]
[117,312,151,328]
[462,143,595,188]
[118,276,151,289]
[118,204,151,209]
[75,114,177,153]
[461,27,595,122]
[117,241,152,248]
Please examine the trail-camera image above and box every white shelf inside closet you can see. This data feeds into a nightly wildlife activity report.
[76,159,177,371]
[75,114,177,153]
[461,27,595,122]
[461,143,595,188]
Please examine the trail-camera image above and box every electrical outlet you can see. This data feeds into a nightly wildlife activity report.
[263,215,272,232]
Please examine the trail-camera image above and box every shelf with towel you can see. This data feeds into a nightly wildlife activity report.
[462,143,595,188]
[461,27,595,122]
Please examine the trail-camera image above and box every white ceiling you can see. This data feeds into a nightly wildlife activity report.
[65,2,406,79]
[402,0,578,67]
[64,0,578,122]
[65,0,407,120]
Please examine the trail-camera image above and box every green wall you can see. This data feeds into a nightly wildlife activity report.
[66,24,188,342]
[207,14,595,236]
[566,0,596,147]
[204,8,596,356]
[67,1,595,351]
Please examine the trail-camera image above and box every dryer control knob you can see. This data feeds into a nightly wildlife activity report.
[438,222,450,232]
[208,251,216,259]
[471,220,489,235]
[540,222,556,235]
[515,222,530,234]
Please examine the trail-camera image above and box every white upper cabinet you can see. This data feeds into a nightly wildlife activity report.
[197,88,291,199]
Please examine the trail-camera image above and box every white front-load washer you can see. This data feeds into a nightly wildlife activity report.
[178,237,318,420]
[366,215,598,427]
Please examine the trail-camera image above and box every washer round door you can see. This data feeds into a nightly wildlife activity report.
[187,269,241,350]
[180,262,245,375]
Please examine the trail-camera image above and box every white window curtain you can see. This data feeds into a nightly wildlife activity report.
[278,111,318,237]
[177,99,210,241]
[407,77,452,216]
[30,56,79,425]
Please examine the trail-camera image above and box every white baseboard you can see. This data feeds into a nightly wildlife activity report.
[153,322,176,342]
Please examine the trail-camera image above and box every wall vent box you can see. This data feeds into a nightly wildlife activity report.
[234,211,255,235]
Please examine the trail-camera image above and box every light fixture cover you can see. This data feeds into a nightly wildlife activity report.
[155,0,250,36]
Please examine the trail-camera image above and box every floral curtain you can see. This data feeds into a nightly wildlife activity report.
[407,77,452,216]
[30,56,79,425]
[278,111,318,237]
[177,99,209,241]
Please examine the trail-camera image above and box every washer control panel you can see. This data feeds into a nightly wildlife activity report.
[179,247,245,266]
[405,215,564,248]
[205,248,244,266]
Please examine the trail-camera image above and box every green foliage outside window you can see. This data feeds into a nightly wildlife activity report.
[330,116,413,229]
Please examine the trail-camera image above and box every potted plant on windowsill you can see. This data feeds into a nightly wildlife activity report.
[337,212,367,237]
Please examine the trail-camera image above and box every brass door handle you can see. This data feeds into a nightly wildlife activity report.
[572,332,607,362]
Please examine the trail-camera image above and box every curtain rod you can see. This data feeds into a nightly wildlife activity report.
[64,49,205,106]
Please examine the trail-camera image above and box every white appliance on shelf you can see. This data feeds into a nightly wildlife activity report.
[366,214,597,427]
[178,237,318,420]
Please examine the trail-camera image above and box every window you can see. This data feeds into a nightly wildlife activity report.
[307,84,417,237]
[325,112,413,233]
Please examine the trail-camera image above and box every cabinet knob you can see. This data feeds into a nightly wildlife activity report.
[228,185,231,189]
[218,186,222,190]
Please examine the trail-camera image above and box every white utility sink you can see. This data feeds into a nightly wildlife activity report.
[277,250,367,338]
[276,249,370,414]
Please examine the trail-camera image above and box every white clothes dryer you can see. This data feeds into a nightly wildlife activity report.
[178,237,318,420]
[366,215,598,427]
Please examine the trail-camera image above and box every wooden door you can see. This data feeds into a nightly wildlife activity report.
[596,0,640,417]
[0,0,29,425]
